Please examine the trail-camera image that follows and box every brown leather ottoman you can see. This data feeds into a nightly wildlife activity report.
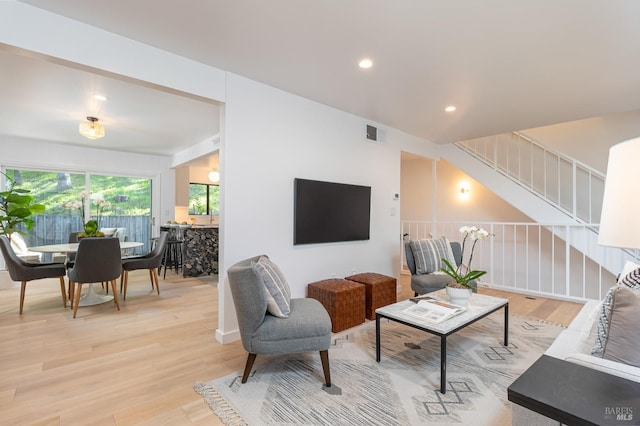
[345,272,397,320]
[307,279,365,332]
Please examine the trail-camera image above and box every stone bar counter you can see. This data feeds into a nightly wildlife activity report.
[181,225,219,277]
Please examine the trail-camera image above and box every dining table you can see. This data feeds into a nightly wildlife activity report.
[29,241,143,306]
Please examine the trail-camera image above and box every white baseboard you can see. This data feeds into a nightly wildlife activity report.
[216,327,241,344]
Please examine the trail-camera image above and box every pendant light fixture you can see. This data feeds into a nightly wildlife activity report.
[79,116,105,139]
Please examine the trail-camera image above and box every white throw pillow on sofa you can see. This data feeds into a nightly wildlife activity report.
[592,284,640,367]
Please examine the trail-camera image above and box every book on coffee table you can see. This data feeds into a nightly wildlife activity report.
[402,297,466,323]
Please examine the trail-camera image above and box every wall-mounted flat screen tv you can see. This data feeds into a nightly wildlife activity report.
[294,178,371,245]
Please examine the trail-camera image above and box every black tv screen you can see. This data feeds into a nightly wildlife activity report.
[294,178,371,245]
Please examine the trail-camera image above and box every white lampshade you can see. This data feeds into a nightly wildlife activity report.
[79,116,105,139]
[598,137,640,249]
[208,171,220,183]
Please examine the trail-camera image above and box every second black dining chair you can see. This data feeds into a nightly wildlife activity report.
[120,231,169,300]
[68,237,122,318]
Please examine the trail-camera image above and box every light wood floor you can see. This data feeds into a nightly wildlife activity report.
[0,271,584,425]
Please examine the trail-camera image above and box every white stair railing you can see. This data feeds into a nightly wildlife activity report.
[401,220,640,302]
[456,132,606,224]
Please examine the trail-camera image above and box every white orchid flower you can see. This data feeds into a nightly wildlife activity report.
[476,228,490,239]
[459,225,478,234]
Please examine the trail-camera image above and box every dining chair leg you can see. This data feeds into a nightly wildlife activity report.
[58,276,67,308]
[152,268,160,295]
[122,271,129,300]
[19,281,27,315]
[149,269,155,289]
[69,280,74,308]
[111,280,120,311]
[73,283,83,318]
[120,269,126,293]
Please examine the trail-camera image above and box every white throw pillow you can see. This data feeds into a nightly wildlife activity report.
[252,256,291,318]
[592,273,640,366]
[618,260,640,283]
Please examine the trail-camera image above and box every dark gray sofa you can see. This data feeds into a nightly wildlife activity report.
[404,240,478,296]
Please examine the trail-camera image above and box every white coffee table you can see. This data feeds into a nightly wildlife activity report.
[375,289,509,394]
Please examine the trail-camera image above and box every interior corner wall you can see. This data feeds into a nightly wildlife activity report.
[217,72,439,339]
[400,156,434,222]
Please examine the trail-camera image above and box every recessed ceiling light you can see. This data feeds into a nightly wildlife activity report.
[93,94,108,101]
[445,106,456,112]
[358,58,373,69]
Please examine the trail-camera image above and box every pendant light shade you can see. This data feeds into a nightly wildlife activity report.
[598,137,640,249]
[79,116,105,139]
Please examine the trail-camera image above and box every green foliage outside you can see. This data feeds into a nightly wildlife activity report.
[6,170,151,217]
[188,183,219,215]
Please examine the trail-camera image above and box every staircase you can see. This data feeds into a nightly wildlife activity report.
[438,132,637,276]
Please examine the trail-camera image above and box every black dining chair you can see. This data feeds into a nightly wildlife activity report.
[0,235,67,314]
[120,232,169,300]
[68,237,122,318]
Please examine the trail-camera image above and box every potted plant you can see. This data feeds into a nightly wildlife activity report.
[0,171,46,240]
[440,226,493,306]
[77,219,105,238]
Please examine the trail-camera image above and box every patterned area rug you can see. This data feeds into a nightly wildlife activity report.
[195,313,564,425]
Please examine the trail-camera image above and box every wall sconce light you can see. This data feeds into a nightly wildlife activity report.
[208,171,220,183]
[459,181,470,200]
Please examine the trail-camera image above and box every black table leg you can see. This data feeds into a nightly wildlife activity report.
[504,303,509,346]
[440,335,447,394]
[376,313,381,362]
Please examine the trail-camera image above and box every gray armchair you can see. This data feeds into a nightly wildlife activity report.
[0,235,67,314]
[68,237,122,318]
[227,255,332,386]
[404,241,477,296]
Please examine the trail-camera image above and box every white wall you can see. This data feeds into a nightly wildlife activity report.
[401,154,531,224]
[523,109,640,173]
[434,159,532,223]
[218,73,439,340]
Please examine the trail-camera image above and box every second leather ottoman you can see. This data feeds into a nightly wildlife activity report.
[345,272,397,320]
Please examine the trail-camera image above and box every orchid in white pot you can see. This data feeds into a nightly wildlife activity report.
[441,226,493,292]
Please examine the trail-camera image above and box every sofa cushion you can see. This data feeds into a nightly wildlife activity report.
[409,237,456,275]
[592,285,640,367]
[252,256,291,318]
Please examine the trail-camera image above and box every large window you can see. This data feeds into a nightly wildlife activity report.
[2,168,152,254]
[188,183,219,215]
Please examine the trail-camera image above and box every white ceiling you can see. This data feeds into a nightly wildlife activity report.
[7,0,640,156]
